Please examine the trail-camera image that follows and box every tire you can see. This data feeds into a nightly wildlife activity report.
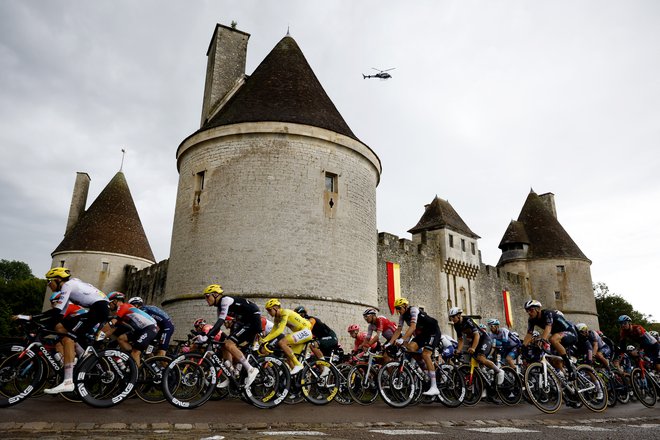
[496,366,523,406]
[300,359,339,405]
[347,364,379,405]
[524,362,562,414]
[135,356,173,404]
[334,362,355,405]
[244,356,289,409]
[611,370,630,404]
[573,364,607,412]
[162,353,217,409]
[630,367,657,408]
[458,365,483,406]
[436,364,465,408]
[597,368,616,408]
[377,361,416,408]
[75,349,138,408]
[0,352,45,408]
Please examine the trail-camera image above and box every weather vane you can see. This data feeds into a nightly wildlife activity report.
[120,148,126,171]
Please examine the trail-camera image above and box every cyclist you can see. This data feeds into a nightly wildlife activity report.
[439,333,459,362]
[105,292,158,367]
[128,296,175,357]
[388,297,443,396]
[575,323,611,368]
[261,299,313,375]
[201,284,260,387]
[449,307,504,385]
[617,315,660,373]
[522,299,578,378]
[649,330,660,344]
[43,267,110,394]
[487,318,521,369]
[294,306,340,361]
[348,324,376,354]
[361,308,398,350]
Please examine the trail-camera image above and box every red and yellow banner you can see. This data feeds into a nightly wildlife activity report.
[502,290,513,327]
[387,262,401,314]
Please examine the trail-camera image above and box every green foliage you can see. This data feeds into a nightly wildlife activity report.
[594,282,653,339]
[0,260,46,337]
[0,259,34,283]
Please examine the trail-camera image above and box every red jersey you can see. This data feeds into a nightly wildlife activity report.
[354,331,377,352]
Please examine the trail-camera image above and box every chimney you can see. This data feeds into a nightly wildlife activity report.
[539,192,557,219]
[200,23,250,127]
[65,172,90,236]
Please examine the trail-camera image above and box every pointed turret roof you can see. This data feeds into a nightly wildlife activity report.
[499,191,589,261]
[201,35,359,142]
[408,196,480,238]
[52,172,155,262]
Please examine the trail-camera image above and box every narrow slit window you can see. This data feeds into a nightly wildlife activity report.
[471,242,476,255]
[325,172,337,193]
[449,234,454,248]
[194,170,206,206]
[555,290,562,300]
[101,262,109,272]
[461,239,466,252]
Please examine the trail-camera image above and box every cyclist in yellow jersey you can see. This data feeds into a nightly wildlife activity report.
[261,299,313,375]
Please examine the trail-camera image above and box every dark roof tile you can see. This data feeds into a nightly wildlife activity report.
[408,196,480,238]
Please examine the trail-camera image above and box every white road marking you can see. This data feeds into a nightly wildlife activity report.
[260,431,327,436]
[200,436,225,440]
[549,426,611,431]
[466,427,540,433]
[369,429,439,435]
[626,424,660,428]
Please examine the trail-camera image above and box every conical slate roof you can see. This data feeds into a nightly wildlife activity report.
[498,220,530,248]
[501,191,589,261]
[408,196,480,239]
[52,172,155,262]
[201,35,359,142]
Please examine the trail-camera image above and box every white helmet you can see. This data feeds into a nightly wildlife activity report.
[448,307,463,317]
[576,323,588,332]
[524,300,542,310]
[128,296,144,306]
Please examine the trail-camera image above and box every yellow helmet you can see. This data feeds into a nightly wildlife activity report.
[203,284,223,296]
[265,298,281,309]
[394,298,409,308]
[45,267,71,279]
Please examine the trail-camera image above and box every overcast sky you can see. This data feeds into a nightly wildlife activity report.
[1,1,658,320]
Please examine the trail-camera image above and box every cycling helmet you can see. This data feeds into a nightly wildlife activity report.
[203,284,223,296]
[293,306,307,316]
[393,298,409,308]
[347,324,360,333]
[128,296,144,306]
[618,315,632,324]
[532,330,540,338]
[576,323,588,332]
[524,300,542,310]
[362,308,377,316]
[478,323,487,329]
[49,291,62,303]
[626,345,636,352]
[649,330,659,338]
[193,318,206,328]
[511,331,520,339]
[107,291,125,301]
[45,267,71,279]
[448,307,463,317]
[265,298,281,309]
[486,318,500,326]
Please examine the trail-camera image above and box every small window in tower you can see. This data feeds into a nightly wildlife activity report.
[555,290,562,300]
[449,234,454,248]
[101,262,109,272]
[59,260,66,267]
[461,239,466,252]
[557,265,565,273]
[471,242,476,255]
[194,170,206,206]
[325,172,337,193]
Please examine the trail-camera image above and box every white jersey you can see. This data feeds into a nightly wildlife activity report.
[440,334,458,349]
[54,278,108,313]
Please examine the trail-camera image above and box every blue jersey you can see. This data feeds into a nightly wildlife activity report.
[142,305,172,324]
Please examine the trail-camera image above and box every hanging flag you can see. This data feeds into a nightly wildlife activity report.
[387,262,401,314]
[502,290,513,328]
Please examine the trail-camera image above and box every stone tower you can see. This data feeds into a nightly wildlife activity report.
[46,171,156,307]
[164,24,382,336]
[497,190,598,328]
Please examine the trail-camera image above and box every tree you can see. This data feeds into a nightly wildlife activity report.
[0,260,45,338]
[0,259,33,283]
[594,282,652,339]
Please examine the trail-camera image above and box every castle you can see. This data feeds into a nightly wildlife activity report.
[47,23,598,344]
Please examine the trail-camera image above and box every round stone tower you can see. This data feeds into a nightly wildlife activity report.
[164,24,381,336]
[497,190,598,329]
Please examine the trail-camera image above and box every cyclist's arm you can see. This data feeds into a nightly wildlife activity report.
[468,330,480,352]
[261,316,287,344]
[541,324,552,341]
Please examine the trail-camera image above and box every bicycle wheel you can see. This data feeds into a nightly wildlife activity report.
[524,362,562,414]
[496,366,523,406]
[377,361,416,408]
[136,356,174,404]
[301,359,339,405]
[611,370,630,404]
[436,364,465,408]
[162,353,217,409]
[457,365,483,406]
[0,352,44,408]
[334,362,354,405]
[630,367,657,407]
[573,364,607,412]
[597,369,617,408]
[348,364,379,405]
[244,356,289,409]
[75,349,138,408]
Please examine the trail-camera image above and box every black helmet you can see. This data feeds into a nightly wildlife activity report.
[294,306,307,316]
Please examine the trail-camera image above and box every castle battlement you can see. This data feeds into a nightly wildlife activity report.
[480,263,523,285]
[377,231,432,256]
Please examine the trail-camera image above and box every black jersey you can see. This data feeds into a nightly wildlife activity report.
[453,316,488,343]
[527,309,575,335]
[308,315,337,339]
[208,296,260,337]
[398,306,439,334]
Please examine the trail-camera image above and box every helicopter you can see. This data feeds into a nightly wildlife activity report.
[362,67,395,80]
